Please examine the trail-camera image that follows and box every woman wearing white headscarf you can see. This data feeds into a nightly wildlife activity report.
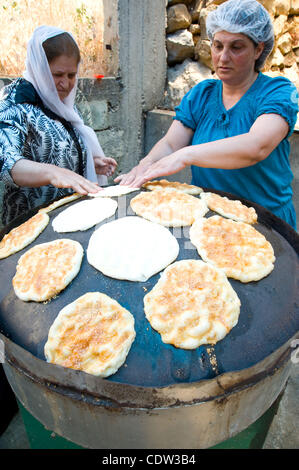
[0,26,117,225]
[117,0,298,230]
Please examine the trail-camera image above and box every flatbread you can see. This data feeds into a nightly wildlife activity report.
[142,179,203,195]
[88,185,140,198]
[39,193,82,214]
[130,188,208,227]
[87,216,179,282]
[44,292,136,377]
[200,192,258,224]
[12,239,84,302]
[52,197,117,232]
[189,215,275,282]
[0,212,49,259]
[144,259,241,349]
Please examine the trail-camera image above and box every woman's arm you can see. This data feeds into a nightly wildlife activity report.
[0,106,101,194]
[114,120,194,185]
[11,159,101,195]
[130,113,289,187]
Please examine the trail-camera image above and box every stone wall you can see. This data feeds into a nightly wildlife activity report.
[164,0,299,124]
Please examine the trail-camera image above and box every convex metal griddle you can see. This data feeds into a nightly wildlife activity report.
[0,188,298,449]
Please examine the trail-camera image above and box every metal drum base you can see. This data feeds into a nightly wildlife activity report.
[2,340,292,449]
[18,401,82,449]
[18,397,281,450]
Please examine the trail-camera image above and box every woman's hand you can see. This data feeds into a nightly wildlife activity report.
[11,159,101,195]
[114,166,143,187]
[114,121,193,187]
[114,160,152,187]
[94,156,117,177]
[46,165,101,195]
[121,151,187,188]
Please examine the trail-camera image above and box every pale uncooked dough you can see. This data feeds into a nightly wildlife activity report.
[52,198,117,232]
[87,216,179,282]
[88,185,140,198]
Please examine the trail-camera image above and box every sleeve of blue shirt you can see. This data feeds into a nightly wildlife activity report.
[174,80,216,131]
[254,76,298,138]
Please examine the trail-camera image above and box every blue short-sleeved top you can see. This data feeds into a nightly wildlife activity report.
[174,72,299,229]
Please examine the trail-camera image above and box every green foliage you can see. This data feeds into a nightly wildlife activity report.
[2,0,19,10]
[74,3,94,29]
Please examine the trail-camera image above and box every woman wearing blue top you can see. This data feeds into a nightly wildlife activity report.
[116,0,298,229]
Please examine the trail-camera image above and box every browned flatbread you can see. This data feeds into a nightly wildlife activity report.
[200,192,258,224]
[12,239,84,302]
[0,212,49,259]
[44,292,136,377]
[144,259,241,349]
[189,215,275,282]
[38,193,82,214]
[142,179,203,195]
[130,188,208,226]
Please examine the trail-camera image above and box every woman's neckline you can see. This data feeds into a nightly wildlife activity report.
[219,72,262,112]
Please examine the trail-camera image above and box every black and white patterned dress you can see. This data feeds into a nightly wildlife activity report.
[0,78,88,225]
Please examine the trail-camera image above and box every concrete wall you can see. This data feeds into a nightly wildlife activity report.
[117,0,167,173]
[76,0,168,178]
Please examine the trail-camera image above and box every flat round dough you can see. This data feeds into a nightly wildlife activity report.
[0,212,49,259]
[88,185,140,198]
[130,189,208,227]
[12,239,84,302]
[189,215,275,282]
[52,197,117,232]
[144,259,241,349]
[44,292,136,377]
[87,216,179,282]
[39,193,82,214]
[200,192,257,224]
[142,179,203,195]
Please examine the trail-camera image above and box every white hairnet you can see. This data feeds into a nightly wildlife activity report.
[24,25,107,185]
[206,0,274,69]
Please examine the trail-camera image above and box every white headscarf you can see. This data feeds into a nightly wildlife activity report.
[23,25,107,185]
